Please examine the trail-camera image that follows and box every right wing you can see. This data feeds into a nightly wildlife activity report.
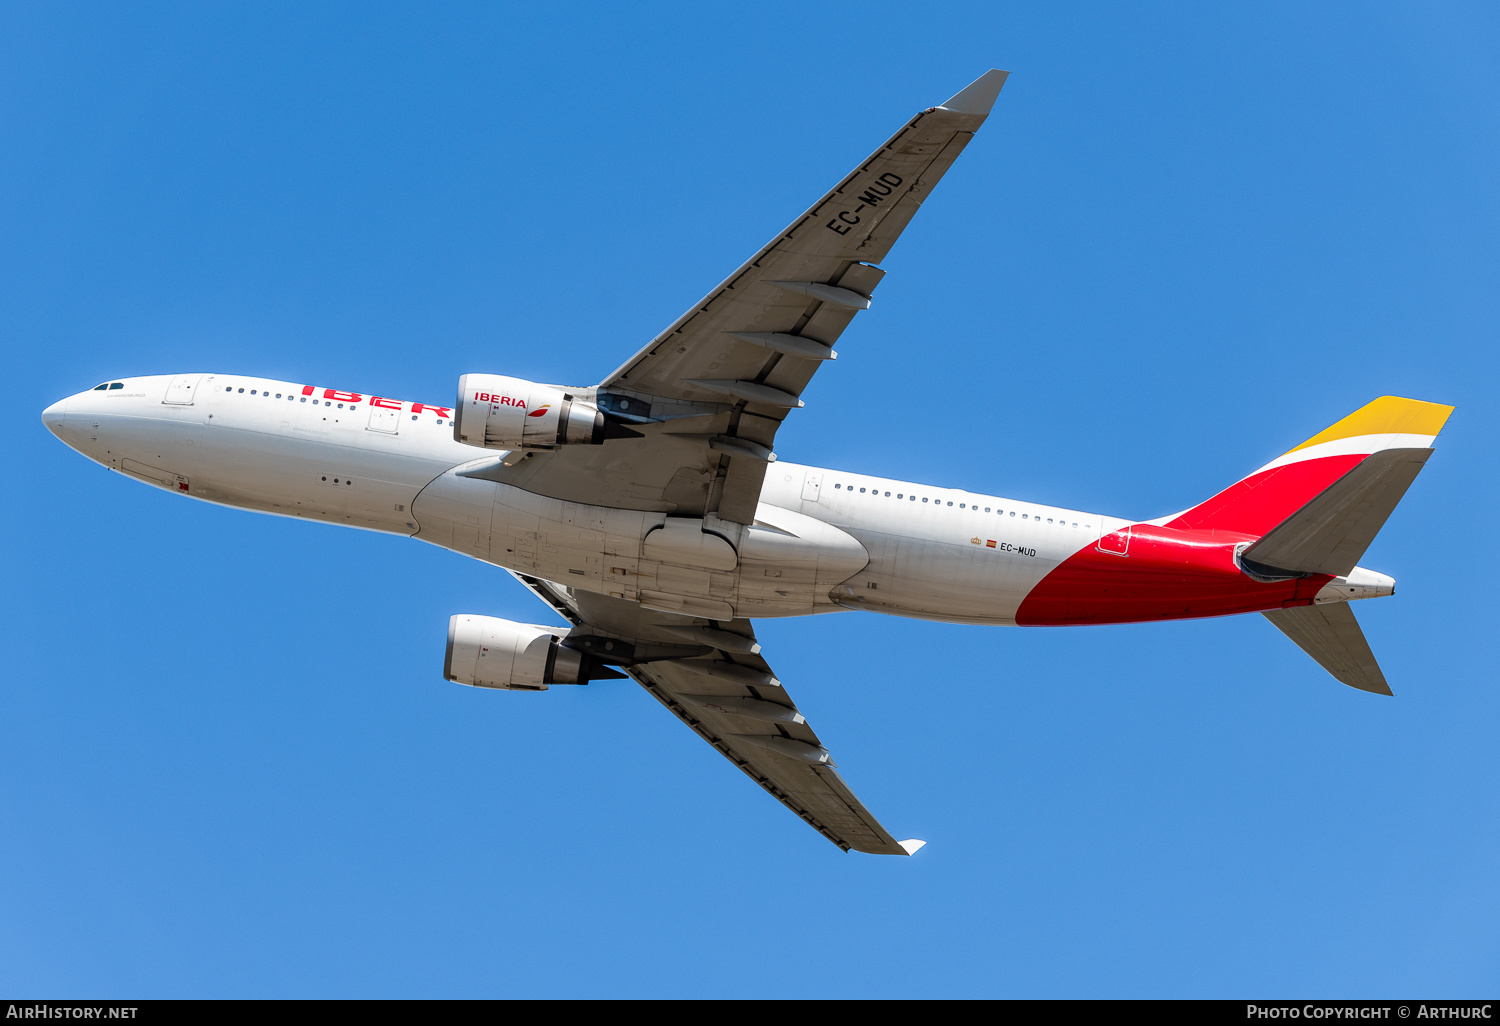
[630,648,919,856]
[511,574,922,855]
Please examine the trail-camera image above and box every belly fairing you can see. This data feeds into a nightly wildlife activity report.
[410,463,868,620]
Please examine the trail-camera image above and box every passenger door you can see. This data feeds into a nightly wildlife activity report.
[162,374,201,405]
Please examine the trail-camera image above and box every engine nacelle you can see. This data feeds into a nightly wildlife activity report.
[453,373,604,450]
[444,614,623,691]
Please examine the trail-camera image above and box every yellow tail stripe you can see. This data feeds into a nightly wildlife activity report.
[1289,395,1454,453]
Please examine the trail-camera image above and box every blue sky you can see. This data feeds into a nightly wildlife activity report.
[3,2,1497,998]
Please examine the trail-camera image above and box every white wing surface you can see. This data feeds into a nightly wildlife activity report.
[503,70,1009,525]
[510,572,921,855]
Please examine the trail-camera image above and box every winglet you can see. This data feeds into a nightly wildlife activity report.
[898,839,927,856]
[939,69,1010,117]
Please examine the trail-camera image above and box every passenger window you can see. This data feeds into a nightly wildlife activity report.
[922,497,928,503]
[238,388,244,393]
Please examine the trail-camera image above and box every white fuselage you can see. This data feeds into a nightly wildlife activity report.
[45,373,1118,626]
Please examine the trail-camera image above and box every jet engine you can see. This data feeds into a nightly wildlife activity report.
[454,373,624,450]
[444,614,625,691]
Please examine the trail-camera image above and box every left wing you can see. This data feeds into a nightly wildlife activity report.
[511,574,922,855]
[500,70,1009,524]
[600,69,1010,403]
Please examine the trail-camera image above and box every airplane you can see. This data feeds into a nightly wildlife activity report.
[40,70,1453,856]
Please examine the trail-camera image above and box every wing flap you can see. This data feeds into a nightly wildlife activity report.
[716,452,771,525]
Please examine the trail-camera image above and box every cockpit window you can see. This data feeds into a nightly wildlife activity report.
[109,382,123,389]
[94,382,124,390]
[93,383,108,390]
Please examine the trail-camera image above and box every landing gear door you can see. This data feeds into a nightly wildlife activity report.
[162,374,202,405]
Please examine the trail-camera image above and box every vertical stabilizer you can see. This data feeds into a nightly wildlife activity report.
[1262,604,1391,695]
[1167,396,1453,541]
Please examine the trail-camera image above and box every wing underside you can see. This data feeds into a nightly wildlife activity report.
[631,658,912,855]
[489,70,1009,525]
[464,74,1015,853]
[509,572,917,855]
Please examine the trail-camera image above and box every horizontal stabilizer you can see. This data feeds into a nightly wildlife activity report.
[1243,448,1433,577]
[1262,603,1391,695]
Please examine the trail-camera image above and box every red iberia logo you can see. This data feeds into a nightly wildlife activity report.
[474,391,526,409]
[527,404,551,418]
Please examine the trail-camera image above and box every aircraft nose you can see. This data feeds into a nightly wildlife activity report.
[41,396,71,439]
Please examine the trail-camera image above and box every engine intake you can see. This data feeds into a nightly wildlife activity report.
[453,373,608,450]
[444,614,625,691]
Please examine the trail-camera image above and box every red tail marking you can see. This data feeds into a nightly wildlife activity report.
[1017,525,1332,626]
[1167,454,1366,535]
